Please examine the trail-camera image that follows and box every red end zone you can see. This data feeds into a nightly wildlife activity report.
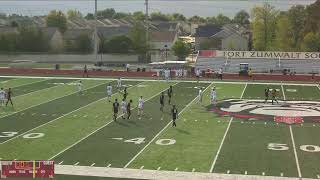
[274,116,303,124]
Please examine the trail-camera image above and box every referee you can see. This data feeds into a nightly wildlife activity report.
[171,105,178,127]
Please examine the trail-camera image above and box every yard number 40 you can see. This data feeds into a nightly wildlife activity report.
[124,138,176,146]
[268,143,320,152]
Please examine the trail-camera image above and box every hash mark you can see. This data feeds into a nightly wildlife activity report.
[316,174,320,179]
[157,167,161,171]
[245,171,247,175]
[227,170,230,174]
[83,115,88,118]
[140,166,144,169]
[175,168,179,171]
[280,173,284,177]
[90,163,95,167]
[262,172,265,176]
[107,164,111,168]
[74,162,79,166]
[192,168,195,172]
[58,161,63,165]
[42,114,47,116]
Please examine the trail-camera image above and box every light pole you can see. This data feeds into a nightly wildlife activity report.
[164,44,168,61]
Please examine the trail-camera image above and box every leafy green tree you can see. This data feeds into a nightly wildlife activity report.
[172,13,186,21]
[103,36,132,53]
[172,39,191,61]
[233,10,250,26]
[275,14,293,51]
[0,32,18,52]
[97,8,116,19]
[67,9,83,19]
[113,12,131,19]
[301,32,320,52]
[304,0,320,33]
[129,22,148,55]
[150,12,171,21]
[85,13,95,20]
[287,5,306,50]
[0,13,7,19]
[188,15,206,23]
[251,3,279,50]
[216,14,232,25]
[10,21,19,27]
[132,11,145,21]
[206,16,217,24]
[46,10,67,33]
[75,34,93,53]
[18,27,49,52]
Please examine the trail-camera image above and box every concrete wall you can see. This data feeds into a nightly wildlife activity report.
[0,54,140,63]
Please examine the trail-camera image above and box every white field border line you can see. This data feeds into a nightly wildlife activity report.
[0,75,318,86]
[281,84,286,101]
[289,126,302,178]
[0,80,143,145]
[1,78,48,88]
[0,80,108,121]
[124,82,213,168]
[210,83,247,173]
[48,82,179,160]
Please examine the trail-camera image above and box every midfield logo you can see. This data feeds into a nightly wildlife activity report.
[208,99,320,124]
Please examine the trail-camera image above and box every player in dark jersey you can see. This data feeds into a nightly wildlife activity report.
[123,87,128,100]
[5,88,13,107]
[171,105,178,127]
[167,86,173,105]
[160,92,165,112]
[271,89,279,105]
[127,99,132,119]
[264,88,270,103]
[113,99,119,121]
[83,65,89,78]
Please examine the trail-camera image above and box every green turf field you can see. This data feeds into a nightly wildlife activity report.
[0,76,320,179]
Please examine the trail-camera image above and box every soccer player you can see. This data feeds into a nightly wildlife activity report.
[167,86,173,105]
[198,87,203,103]
[211,87,217,105]
[127,99,132,119]
[218,68,223,80]
[271,89,279,105]
[171,105,178,127]
[165,69,170,82]
[5,88,13,107]
[264,88,270,103]
[196,68,201,82]
[117,78,122,90]
[106,84,112,102]
[123,87,128,100]
[121,99,127,119]
[83,65,89,78]
[160,92,165,112]
[113,99,119,121]
[77,80,83,95]
[0,88,5,106]
[137,96,144,119]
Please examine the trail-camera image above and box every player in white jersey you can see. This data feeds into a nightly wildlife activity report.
[137,96,144,119]
[0,88,5,106]
[77,81,83,95]
[198,87,203,103]
[117,78,122,90]
[121,99,127,119]
[106,84,112,102]
[211,87,217,105]
[165,69,170,82]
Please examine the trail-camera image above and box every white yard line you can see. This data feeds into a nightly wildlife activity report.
[55,165,306,180]
[49,82,178,160]
[124,82,213,168]
[210,83,247,173]
[0,75,318,86]
[0,81,141,145]
[289,125,302,178]
[2,78,48,88]
[0,80,107,121]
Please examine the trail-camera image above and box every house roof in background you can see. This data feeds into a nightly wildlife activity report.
[97,26,131,39]
[63,29,94,40]
[150,31,176,42]
[195,24,222,37]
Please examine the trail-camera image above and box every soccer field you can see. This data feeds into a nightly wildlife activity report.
[0,76,320,179]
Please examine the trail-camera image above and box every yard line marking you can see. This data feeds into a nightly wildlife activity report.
[74,162,79,166]
[157,167,161,171]
[90,163,95,167]
[2,75,319,86]
[210,83,247,173]
[289,125,302,178]
[58,161,63,165]
[124,82,212,168]
[281,84,286,101]
[0,81,124,145]
[174,168,178,171]
[227,170,230,174]
[49,82,177,160]
[107,164,111,168]
[13,159,17,161]
[192,168,195,172]
[0,80,106,121]
[140,166,144,169]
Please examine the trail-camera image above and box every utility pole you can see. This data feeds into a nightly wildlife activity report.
[94,0,99,61]
[145,0,149,62]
